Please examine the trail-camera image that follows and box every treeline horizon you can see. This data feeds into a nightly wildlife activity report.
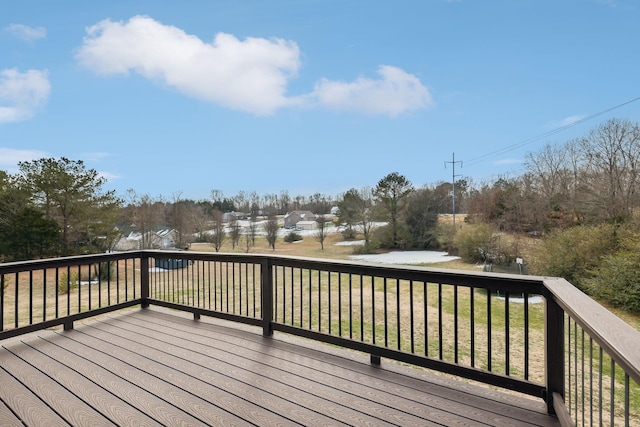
[3,117,640,312]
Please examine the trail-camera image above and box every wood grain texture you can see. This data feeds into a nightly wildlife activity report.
[0,306,561,426]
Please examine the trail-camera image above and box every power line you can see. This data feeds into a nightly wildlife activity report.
[465,96,640,168]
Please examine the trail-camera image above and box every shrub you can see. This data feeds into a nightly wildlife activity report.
[372,223,410,249]
[58,270,79,294]
[528,223,620,291]
[435,222,457,253]
[588,249,640,313]
[95,261,115,281]
[585,231,640,312]
[341,227,357,240]
[284,230,302,243]
[452,223,496,263]
[351,240,379,255]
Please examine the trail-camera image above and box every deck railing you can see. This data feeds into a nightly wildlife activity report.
[1,250,639,426]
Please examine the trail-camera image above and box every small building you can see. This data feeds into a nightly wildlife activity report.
[296,220,317,231]
[284,210,317,228]
[113,228,180,250]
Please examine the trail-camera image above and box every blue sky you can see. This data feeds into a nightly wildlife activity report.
[2,0,640,201]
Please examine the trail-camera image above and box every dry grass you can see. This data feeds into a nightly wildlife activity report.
[1,260,140,329]
[190,231,357,259]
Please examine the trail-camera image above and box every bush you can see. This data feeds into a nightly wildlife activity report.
[452,223,496,263]
[528,223,621,290]
[435,222,457,253]
[95,261,115,281]
[588,249,640,312]
[585,231,640,312]
[351,240,379,255]
[341,227,357,240]
[372,223,410,249]
[284,230,302,243]
[58,270,79,294]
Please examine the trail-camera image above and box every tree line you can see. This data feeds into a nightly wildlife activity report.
[2,118,639,312]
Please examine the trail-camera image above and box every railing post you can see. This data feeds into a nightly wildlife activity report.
[261,258,274,336]
[545,295,564,414]
[140,254,150,308]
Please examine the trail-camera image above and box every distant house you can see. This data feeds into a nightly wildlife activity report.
[296,220,317,231]
[223,212,249,223]
[113,228,180,250]
[284,210,317,228]
[156,228,178,248]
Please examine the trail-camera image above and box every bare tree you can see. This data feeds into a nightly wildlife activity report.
[579,118,640,221]
[315,215,329,250]
[166,192,190,248]
[337,186,374,247]
[229,215,241,249]
[190,202,211,243]
[248,213,259,246]
[264,214,279,251]
[357,187,375,248]
[125,190,163,249]
[243,228,253,253]
[208,209,226,252]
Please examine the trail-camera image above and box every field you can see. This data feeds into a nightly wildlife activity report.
[198,230,640,330]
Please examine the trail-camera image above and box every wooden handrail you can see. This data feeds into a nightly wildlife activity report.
[544,277,640,386]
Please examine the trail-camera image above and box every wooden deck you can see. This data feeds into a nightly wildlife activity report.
[0,307,560,426]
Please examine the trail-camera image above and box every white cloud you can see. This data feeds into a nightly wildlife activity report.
[76,16,433,117]
[311,65,434,117]
[4,24,47,41]
[544,114,587,130]
[80,151,111,162]
[0,148,49,172]
[0,68,51,123]
[97,170,121,182]
[493,158,522,166]
[558,114,586,127]
[76,15,302,115]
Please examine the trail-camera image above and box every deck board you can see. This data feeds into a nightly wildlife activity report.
[0,307,560,426]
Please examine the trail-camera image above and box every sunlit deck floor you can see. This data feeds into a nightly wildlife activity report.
[0,307,559,426]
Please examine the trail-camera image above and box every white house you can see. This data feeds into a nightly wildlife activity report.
[296,220,317,231]
[283,210,317,228]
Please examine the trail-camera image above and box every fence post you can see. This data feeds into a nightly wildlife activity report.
[140,253,150,308]
[545,295,564,414]
[261,258,273,336]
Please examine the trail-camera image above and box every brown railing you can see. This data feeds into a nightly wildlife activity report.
[1,250,639,426]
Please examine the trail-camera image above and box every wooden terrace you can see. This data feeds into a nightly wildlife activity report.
[1,306,558,426]
[1,251,639,426]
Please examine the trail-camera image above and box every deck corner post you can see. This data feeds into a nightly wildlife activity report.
[545,294,565,414]
[261,257,274,337]
[140,253,150,309]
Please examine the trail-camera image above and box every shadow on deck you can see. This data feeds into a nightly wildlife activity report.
[0,307,558,426]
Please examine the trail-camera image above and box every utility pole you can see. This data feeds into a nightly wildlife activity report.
[445,153,463,226]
